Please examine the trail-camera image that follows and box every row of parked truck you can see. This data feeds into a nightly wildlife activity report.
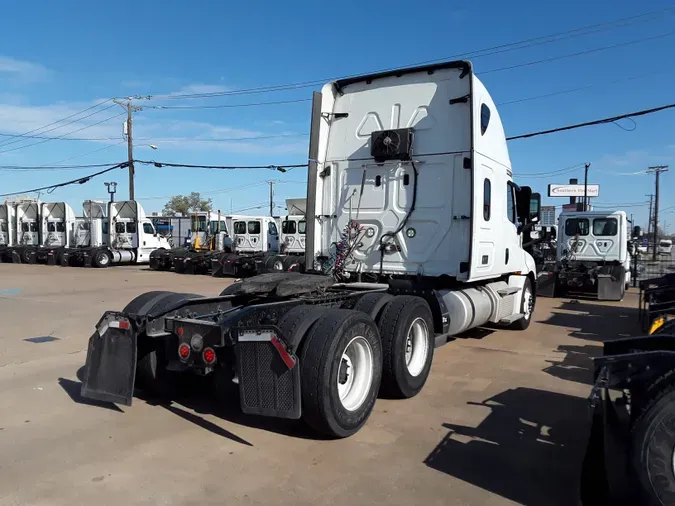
[0,198,172,267]
[0,196,309,277]
[148,199,309,278]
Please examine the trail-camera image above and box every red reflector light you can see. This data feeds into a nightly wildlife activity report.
[271,336,296,369]
[178,343,190,359]
[118,320,130,330]
[202,348,216,364]
[176,327,184,336]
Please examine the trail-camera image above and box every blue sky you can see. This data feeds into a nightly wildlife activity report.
[0,0,673,231]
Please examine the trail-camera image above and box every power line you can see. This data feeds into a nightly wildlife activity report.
[482,31,675,76]
[496,70,670,106]
[515,163,586,178]
[146,8,672,100]
[0,103,118,149]
[0,162,121,172]
[0,112,125,154]
[0,162,128,198]
[141,133,309,143]
[134,159,308,173]
[0,98,114,147]
[148,98,312,110]
[506,102,675,140]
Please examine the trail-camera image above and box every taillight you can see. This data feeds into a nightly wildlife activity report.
[203,348,216,365]
[178,343,190,359]
[110,319,130,330]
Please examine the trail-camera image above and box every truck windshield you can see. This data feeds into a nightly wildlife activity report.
[565,218,589,236]
[593,218,617,236]
[661,241,672,247]
[0,222,6,232]
[30,223,38,232]
[298,220,306,234]
[47,223,56,232]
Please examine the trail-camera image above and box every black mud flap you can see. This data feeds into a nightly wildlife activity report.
[236,326,301,419]
[537,270,557,298]
[81,311,137,406]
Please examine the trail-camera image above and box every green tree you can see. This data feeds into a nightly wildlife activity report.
[162,192,213,216]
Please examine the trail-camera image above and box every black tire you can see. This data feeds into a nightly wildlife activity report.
[352,292,393,322]
[21,248,32,263]
[93,249,111,268]
[282,255,297,272]
[378,296,435,399]
[271,255,286,272]
[300,309,382,438]
[631,385,675,505]
[277,305,326,350]
[135,339,175,396]
[509,277,535,330]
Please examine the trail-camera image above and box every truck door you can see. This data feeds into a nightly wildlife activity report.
[137,220,161,262]
[267,219,279,252]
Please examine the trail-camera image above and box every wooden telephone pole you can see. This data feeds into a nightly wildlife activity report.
[113,99,142,200]
[647,165,669,260]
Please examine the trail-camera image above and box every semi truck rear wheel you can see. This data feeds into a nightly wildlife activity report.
[93,249,111,268]
[300,309,382,438]
[378,295,435,399]
[631,384,675,505]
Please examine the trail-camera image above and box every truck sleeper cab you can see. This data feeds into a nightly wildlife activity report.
[80,60,541,439]
[551,211,630,300]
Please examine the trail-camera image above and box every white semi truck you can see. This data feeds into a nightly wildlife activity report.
[0,201,17,262]
[541,210,631,300]
[80,60,541,438]
[10,199,41,263]
[61,200,170,267]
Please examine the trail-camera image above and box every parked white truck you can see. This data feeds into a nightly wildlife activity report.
[10,199,41,263]
[80,60,541,438]
[542,210,631,300]
[62,200,170,267]
[0,201,17,262]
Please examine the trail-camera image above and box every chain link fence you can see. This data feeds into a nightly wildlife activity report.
[632,249,675,286]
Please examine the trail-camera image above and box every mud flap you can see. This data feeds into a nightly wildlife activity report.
[536,271,557,298]
[80,311,137,406]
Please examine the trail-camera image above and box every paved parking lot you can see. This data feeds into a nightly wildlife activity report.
[0,264,641,506]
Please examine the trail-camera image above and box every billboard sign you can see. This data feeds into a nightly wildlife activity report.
[548,184,600,197]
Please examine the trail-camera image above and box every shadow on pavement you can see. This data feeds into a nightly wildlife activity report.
[543,344,602,386]
[425,387,589,506]
[537,299,640,341]
[57,377,123,412]
[136,373,323,442]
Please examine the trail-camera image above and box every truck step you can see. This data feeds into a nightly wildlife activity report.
[497,287,520,296]
[499,313,524,324]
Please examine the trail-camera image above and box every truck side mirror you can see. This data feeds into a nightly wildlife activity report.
[529,193,541,222]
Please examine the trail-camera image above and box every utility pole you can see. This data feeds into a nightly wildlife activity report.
[268,180,274,217]
[646,194,654,239]
[647,165,669,260]
[113,99,142,200]
[583,162,591,211]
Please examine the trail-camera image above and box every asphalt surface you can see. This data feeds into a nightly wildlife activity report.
[0,264,642,506]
